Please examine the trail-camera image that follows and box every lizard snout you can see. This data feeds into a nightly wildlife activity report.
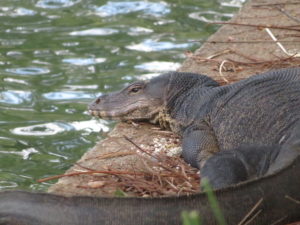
[88,95,106,110]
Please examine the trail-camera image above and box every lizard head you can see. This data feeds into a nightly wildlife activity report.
[88,74,170,122]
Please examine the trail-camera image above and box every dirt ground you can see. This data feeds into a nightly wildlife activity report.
[48,0,300,199]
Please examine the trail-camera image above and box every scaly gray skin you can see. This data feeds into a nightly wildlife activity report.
[89,67,300,188]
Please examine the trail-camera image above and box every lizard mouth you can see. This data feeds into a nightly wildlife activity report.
[89,106,162,122]
[88,109,145,121]
[88,99,148,120]
[88,98,163,121]
[89,110,117,120]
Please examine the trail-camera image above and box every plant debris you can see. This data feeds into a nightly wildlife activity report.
[39,135,200,197]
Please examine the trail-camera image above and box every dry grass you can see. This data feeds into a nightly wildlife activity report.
[39,135,200,197]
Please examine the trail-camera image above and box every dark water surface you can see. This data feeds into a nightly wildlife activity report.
[0,0,243,190]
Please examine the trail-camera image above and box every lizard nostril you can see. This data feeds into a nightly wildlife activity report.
[95,98,101,104]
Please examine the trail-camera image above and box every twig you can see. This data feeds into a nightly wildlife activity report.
[210,21,300,32]
[285,195,300,204]
[265,28,300,57]
[123,135,191,182]
[123,135,161,161]
[84,151,134,161]
[39,135,199,196]
[190,40,300,44]
[74,162,96,171]
[227,54,299,66]
[207,49,231,59]
[274,5,300,23]
[243,210,262,225]
[269,216,288,225]
[218,60,231,83]
[238,198,263,225]
[37,170,146,183]
[252,2,300,7]
[230,49,261,62]
[165,179,179,191]
[179,164,189,180]
[186,48,300,74]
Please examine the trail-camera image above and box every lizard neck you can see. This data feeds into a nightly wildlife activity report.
[150,108,181,133]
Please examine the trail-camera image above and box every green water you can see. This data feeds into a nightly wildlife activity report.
[0,0,243,191]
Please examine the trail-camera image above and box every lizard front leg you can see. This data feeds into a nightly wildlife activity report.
[181,123,219,169]
[182,123,281,189]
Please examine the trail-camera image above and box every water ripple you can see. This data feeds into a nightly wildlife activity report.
[221,0,245,8]
[6,67,50,75]
[0,39,25,46]
[69,28,119,36]
[70,119,110,135]
[3,78,29,85]
[36,0,80,9]
[0,148,38,160]
[63,84,98,90]
[62,42,79,47]
[135,61,181,72]
[93,1,170,17]
[127,27,153,36]
[11,122,70,136]
[189,11,233,23]
[11,120,109,136]
[0,7,37,17]
[6,51,23,57]
[43,91,94,100]
[0,181,18,190]
[62,57,106,66]
[137,73,161,80]
[0,91,32,105]
[126,39,191,52]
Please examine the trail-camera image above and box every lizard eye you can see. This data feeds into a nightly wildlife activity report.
[128,84,143,94]
[131,87,140,93]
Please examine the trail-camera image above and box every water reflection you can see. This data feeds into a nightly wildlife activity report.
[221,0,246,8]
[63,84,98,90]
[127,39,191,52]
[6,67,50,75]
[43,91,94,100]
[0,7,37,17]
[135,61,181,72]
[127,27,153,36]
[69,28,119,36]
[62,42,79,47]
[33,50,52,57]
[3,78,28,85]
[137,73,161,80]
[36,0,81,9]
[93,1,170,17]
[0,148,38,160]
[6,51,23,57]
[0,39,25,46]
[70,119,110,134]
[0,91,32,105]
[12,123,68,136]
[11,120,109,136]
[0,181,18,190]
[62,58,106,66]
[189,11,233,23]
